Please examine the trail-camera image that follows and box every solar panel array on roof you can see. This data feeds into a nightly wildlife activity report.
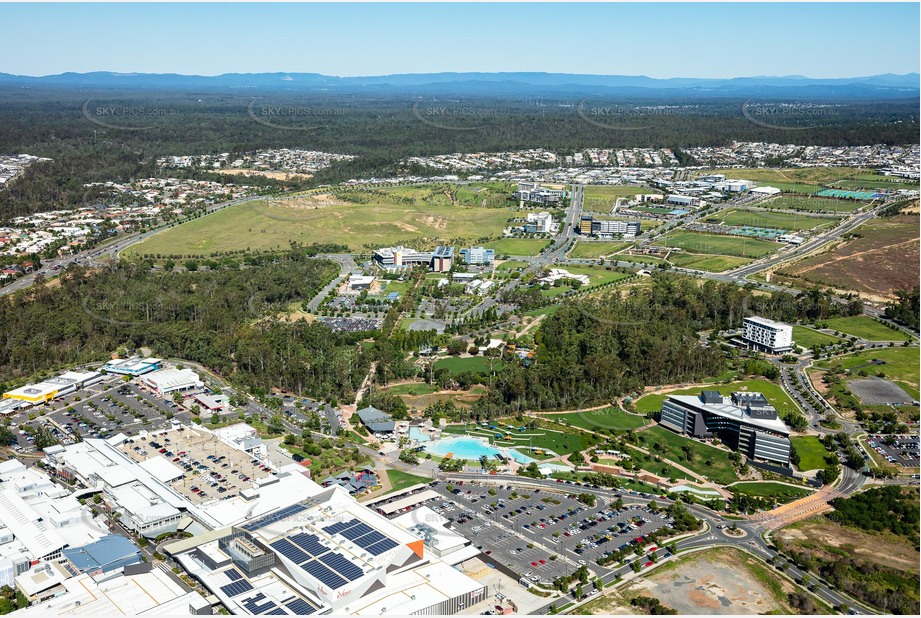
[286,598,317,615]
[220,580,254,597]
[266,608,288,615]
[224,568,243,581]
[365,537,399,556]
[289,532,328,558]
[270,538,311,565]
[240,504,308,532]
[322,519,358,535]
[340,521,375,541]
[301,559,347,589]
[240,592,277,614]
[319,552,364,581]
[324,517,400,556]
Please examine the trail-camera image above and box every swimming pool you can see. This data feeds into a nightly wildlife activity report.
[425,436,534,463]
[408,426,431,442]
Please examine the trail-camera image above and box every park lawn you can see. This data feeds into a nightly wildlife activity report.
[638,425,739,485]
[770,182,823,194]
[715,208,834,231]
[667,253,753,272]
[381,382,439,396]
[614,253,666,266]
[485,238,552,256]
[444,422,589,455]
[790,436,832,471]
[543,408,648,431]
[623,445,695,483]
[523,304,560,317]
[730,481,812,501]
[792,325,844,349]
[560,265,633,287]
[761,196,862,213]
[821,315,911,341]
[583,185,655,200]
[384,470,431,494]
[660,231,779,258]
[379,280,410,295]
[540,285,574,298]
[634,379,799,417]
[126,191,513,256]
[816,347,920,390]
[495,260,530,272]
[696,166,873,186]
[433,356,504,375]
[568,241,631,259]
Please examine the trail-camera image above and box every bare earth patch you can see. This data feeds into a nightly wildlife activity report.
[623,548,793,614]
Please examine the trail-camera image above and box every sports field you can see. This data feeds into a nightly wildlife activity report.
[821,316,912,341]
[790,436,832,471]
[568,241,631,259]
[760,196,862,213]
[433,356,505,375]
[126,187,513,255]
[712,208,835,231]
[485,238,552,256]
[667,253,752,273]
[660,231,779,258]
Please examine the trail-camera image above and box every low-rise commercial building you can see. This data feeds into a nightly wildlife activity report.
[514,181,565,204]
[3,371,102,406]
[459,246,495,264]
[102,357,162,377]
[373,246,454,272]
[141,368,203,395]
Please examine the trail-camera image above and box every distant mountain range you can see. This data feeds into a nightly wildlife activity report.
[0,71,917,98]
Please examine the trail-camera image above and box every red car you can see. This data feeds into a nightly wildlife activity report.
[531,561,538,567]
[538,559,546,565]
[644,561,654,568]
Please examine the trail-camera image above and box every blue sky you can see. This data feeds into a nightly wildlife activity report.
[1,2,918,78]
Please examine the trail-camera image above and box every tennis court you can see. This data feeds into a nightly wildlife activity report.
[816,189,883,200]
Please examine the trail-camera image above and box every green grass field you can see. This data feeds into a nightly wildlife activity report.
[821,316,911,341]
[792,325,844,349]
[790,436,833,471]
[667,253,753,272]
[433,356,505,375]
[559,265,633,287]
[623,445,695,482]
[384,470,430,494]
[660,231,779,258]
[568,241,631,259]
[713,208,835,231]
[543,408,648,431]
[816,347,920,395]
[761,196,862,213]
[634,379,799,417]
[613,253,667,266]
[523,304,561,317]
[730,481,812,501]
[639,426,739,485]
[583,185,657,203]
[381,382,439,396]
[485,238,552,256]
[125,187,514,256]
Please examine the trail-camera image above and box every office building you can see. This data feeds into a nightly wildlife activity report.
[514,181,565,204]
[742,316,794,353]
[665,194,701,208]
[373,246,454,272]
[579,215,641,238]
[659,390,792,465]
[459,246,495,265]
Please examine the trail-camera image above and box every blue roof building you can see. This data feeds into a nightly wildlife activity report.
[62,535,143,574]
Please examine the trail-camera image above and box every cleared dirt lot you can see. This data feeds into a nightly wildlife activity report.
[623,548,794,614]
